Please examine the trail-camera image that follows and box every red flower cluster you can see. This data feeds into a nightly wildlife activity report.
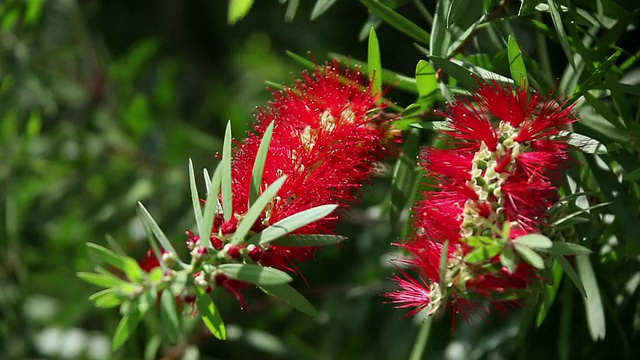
[386,81,576,321]
[227,63,396,275]
[141,62,398,306]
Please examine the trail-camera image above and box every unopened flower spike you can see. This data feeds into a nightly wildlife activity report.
[386,80,577,324]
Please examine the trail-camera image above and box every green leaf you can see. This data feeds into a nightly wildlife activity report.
[232,176,287,243]
[137,202,179,259]
[514,243,545,269]
[360,0,430,44]
[195,286,226,340]
[260,284,318,316]
[202,165,223,246]
[507,35,528,89]
[536,259,563,327]
[284,0,300,22]
[547,0,576,70]
[463,244,502,264]
[269,234,347,247]
[552,254,587,298]
[542,242,592,256]
[415,60,438,110]
[138,209,169,273]
[87,243,127,271]
[77,272,125,288]
[89,288,123,308]
[122,257,147,283]
[255,204,338,244]
[446,0,473,27]
[430,0,452,57]
[311,0,337,20]
[430,56,477,89]
[567,132,608,154]
[285,50,316,69]
[500,245,518,274]
[367,27,382,95]
[584,155,639,255]
[576,255,606,340]
[575,50,622,95]
[221,121,233,221]
[514,234,553,249]
[148,267,164,285]
[218,264,292,286]
[228,0,254,24]
[624,167,640,181]
[144,335,162,360]
[189,159,205,241]
[112,305,145,350]
[160,289,181,342]
[250,122,275,206]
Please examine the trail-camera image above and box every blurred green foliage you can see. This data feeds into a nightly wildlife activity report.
[1,0,640,359]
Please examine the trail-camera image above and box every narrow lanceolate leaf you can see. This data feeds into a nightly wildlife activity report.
[221,121,233,221]
[547,0,576,70]
[255,204,338,244]
[514,243,545,269]
[112,304,145,350]
[228,0,254,24]
[446,0,473,27]
[269,234,347,247]
[542,242,592,256]
[507,35,528,89]
[138,208,169,273]
[390,129,420,228]
[367,27,382,95]
[514,234,553,249]
[78,272,126,288]
[463,244,502,264]
[137,202,179,258]
[260,284,318,316]
[160,289,181,342]
[360,0,430,44]
[500,245,518,274]
[552,253,587,298]
[195,286,226,340]
[203,168,211,193]
[285,50,316,69]
[189,159,205,240]
[201,165,223,245]
[415,60,437,106]
[218,263,292,286]
[310,0,337,20]
[250,121,275,206]
[576,255,606,340]
[536,259,563,327]
[232,176,287,243]
[430,56,477,89]
[87,243,127,271]
[122,257,147,283]
[89,289,123,308]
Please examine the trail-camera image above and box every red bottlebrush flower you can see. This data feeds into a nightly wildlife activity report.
[139,62,399,309]
[387,81,576,322]
[228,61,398,273]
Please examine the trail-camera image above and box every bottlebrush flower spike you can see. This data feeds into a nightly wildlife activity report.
[140,61,399,308]
[227,61,398,273]
[387,81,576,322]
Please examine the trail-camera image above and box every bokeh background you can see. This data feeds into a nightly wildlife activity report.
[1,1,639,359]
